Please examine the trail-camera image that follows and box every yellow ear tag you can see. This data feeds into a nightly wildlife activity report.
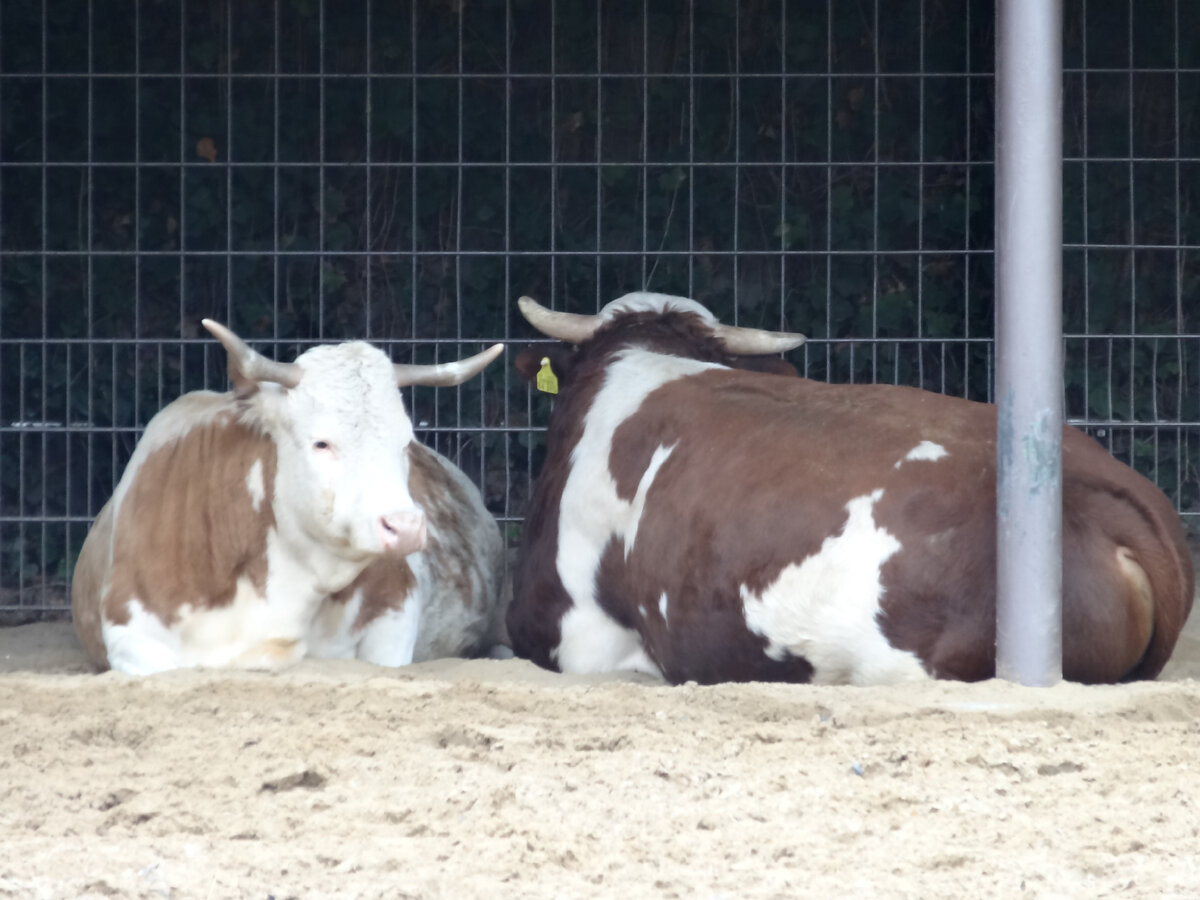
[535,357,559,395]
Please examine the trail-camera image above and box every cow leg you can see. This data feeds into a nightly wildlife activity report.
[229,637,306,671]
[555,604,663,677]
[103,624,181,676]
[356,593,423,667]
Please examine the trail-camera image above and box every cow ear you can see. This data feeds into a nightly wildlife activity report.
[202,319,303,399]
[514,344,574,387]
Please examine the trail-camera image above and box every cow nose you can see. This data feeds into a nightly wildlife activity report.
[379,510,427,555]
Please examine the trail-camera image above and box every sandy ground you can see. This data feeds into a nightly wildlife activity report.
[0,615,1197,900]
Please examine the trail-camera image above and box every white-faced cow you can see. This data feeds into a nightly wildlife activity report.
[72,321,506,675]
[508,292,1194,684]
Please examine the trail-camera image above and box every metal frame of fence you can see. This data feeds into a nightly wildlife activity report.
[0,0,1197,618]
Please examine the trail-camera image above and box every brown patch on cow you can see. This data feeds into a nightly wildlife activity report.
[327,554,418,631]
[607,415,679,503]
[71,502,117,670]
[101,408,279,630]
[595,532,815,685]
[728,355,799,378]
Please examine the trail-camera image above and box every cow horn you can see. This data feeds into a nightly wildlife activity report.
[394,342,505,388]
[711,322,807,355]
[517,296,601,344]
[202,319,304,397]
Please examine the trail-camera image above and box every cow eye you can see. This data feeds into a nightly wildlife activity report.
[313,440,331,451]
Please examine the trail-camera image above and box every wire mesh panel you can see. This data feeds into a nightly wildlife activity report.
[0,0,1196,620]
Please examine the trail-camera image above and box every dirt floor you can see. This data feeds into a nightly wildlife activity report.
[0,613,1197,900]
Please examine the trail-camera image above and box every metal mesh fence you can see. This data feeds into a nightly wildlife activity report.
[1,0,1197,618]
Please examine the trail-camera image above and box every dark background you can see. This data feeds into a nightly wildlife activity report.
[1,0,1197,616]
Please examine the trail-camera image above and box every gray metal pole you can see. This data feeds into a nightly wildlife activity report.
[994,0,1064,686]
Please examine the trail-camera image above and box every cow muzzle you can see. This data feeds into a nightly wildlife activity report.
[378,510,427,556]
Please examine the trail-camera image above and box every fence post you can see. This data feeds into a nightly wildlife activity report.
[994,0,1064,686]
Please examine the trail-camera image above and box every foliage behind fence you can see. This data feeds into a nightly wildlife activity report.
[1,0,1198,613]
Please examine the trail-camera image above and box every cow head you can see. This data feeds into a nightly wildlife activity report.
[514,292,806,388]
[202,320,503,564]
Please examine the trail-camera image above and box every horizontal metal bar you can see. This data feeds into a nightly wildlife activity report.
[1069,420,1200,428]
[0,337,521,347]
[0,424,548,434]
[5,334,1198,348]
[3,246,1196,258]
[10,420,1198,437]
[2,506,1197,528]
[0,67,1195,80]
[2,70,997,80]
[1062,242,1200,250]
[3,247,1198,257]
[5,157,1200,168]
[6,425,1198,440]
[0,248,1004,258]
[0,159,1000,168]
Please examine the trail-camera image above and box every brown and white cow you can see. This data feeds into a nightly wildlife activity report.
[72,320,506,675]
[508,292,1194,685]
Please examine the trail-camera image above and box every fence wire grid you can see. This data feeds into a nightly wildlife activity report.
[1,0,1198,617]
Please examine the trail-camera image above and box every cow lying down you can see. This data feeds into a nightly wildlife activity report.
[509,292,1194,685]
[72,321,507,675]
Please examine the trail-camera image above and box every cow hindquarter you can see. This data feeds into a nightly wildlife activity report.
[1056,434,1194,682]
[408,445,505,661]
[77,399,324,674]
[71,500,117,670]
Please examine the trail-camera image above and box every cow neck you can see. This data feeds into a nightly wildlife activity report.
[542,312,735,457]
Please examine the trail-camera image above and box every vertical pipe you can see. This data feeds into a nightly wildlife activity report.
[994,0,1064,686]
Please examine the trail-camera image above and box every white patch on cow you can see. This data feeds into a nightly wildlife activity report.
[102,599,182,676]
[245,458,265,511]
[658,591,669,626]
[739,489,929,685]
[894,440,948,469]
[602,292,719,325]
[107,524,353,673]
[638,604,648,618]
[624,442,676,559]
[357,594,423,667]
[305,588,366,661]
[102,561,311,674]
[556,602,664,678]
[553,349,721,676]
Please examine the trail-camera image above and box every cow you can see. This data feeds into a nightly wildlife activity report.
[72,320,507,675]
[508,291,1194,685]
